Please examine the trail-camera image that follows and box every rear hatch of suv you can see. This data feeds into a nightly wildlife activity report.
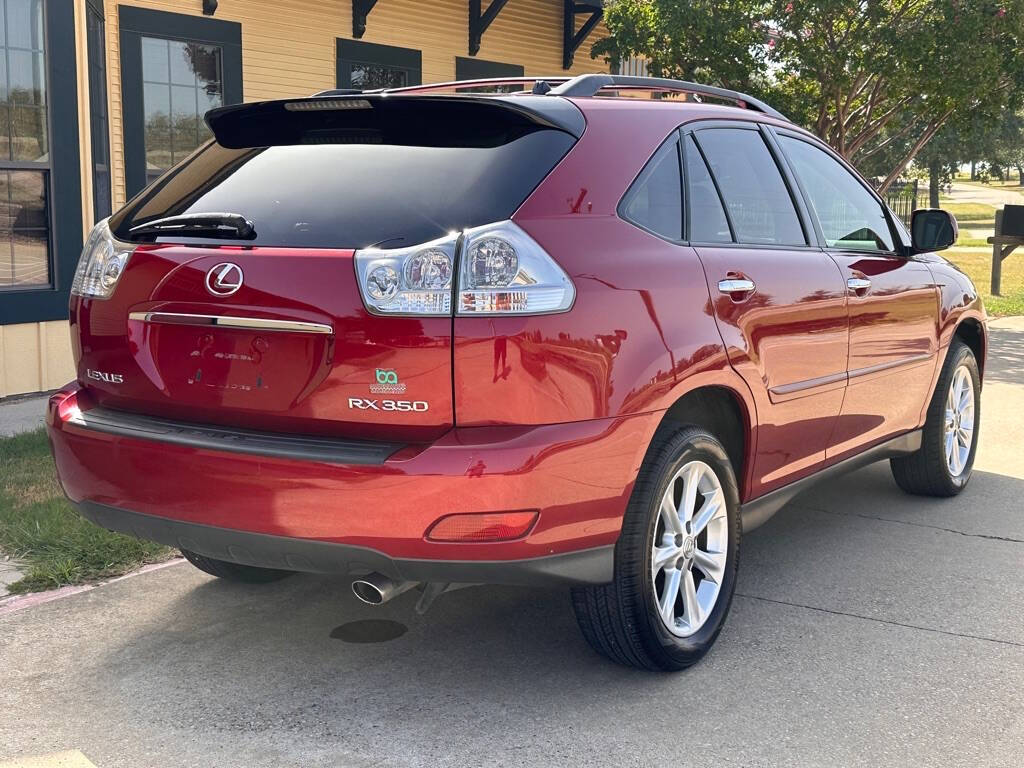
[72,95,581,442]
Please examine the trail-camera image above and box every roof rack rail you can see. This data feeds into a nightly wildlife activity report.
[378,77,570,95]
[547,74,788,122]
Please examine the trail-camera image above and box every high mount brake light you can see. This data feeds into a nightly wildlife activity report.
[354,221,575,317]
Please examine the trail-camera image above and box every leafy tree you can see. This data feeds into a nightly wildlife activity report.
[594,0,1024,192]
[593,0,770,88]
[983,111,1024,183]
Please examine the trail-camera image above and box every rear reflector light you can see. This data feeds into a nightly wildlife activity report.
[46,388,80,426]
[426,510,539,542]
[354,220,574,317]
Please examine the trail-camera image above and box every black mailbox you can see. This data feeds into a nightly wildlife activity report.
[1000,204,1024,237]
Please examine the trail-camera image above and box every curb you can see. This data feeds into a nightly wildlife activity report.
[0,558,184,617]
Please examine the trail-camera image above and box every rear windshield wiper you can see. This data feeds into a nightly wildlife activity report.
[128,212,256,240]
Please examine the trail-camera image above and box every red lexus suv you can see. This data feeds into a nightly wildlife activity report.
[47,75,986,670]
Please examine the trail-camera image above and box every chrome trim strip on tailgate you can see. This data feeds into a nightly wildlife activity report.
[128,312,333,335]
[66,406,402,465]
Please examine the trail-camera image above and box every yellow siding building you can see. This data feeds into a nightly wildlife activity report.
[0,0,608,398]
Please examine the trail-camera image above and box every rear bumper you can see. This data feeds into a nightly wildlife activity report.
[48,386,658,585]
[73,500,613,585]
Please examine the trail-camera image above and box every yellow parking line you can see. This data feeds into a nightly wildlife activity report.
[0,751,99,768]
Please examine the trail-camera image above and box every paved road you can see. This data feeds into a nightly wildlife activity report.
[2,321,1022,768]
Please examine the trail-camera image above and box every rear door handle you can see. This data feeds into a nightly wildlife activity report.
[847,277,871,292]
[718,278,756,294]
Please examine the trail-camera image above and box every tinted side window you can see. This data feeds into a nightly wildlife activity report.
[779,135,894,252]
[620,137,682,240]
[684,135,731,243]
[695,128,806,246]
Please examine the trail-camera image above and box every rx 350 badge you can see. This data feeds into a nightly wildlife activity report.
[370,368,406,394]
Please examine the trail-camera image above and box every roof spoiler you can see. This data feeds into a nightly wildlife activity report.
[205,93,586,148]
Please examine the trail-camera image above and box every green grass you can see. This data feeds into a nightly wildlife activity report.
[0,429,173,594]
[941,202,999,222]
[946,248,1024,317]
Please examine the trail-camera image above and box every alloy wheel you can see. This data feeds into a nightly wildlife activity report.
[650,460,729,637]
[944,365,975,477]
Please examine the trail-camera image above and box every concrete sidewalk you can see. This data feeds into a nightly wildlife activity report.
[0,393,49,437]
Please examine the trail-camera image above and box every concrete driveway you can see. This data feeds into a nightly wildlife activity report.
[2,321,1022,768]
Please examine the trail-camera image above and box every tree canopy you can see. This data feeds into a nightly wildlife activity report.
[593,0,1024,191]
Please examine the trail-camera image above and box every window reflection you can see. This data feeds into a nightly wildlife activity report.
[0,169,49,286]
[0,0,50,288]
[142,37,223,185]
[348,63,409,90]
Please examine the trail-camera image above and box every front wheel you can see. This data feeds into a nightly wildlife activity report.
[572,426,741,671]
[891,339,981,497]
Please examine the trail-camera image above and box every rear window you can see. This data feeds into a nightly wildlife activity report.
[109,99,576,249]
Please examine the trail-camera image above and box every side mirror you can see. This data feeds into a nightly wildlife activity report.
[911,209,958,252]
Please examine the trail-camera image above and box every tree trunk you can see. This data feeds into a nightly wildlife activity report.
[971,160,977,180]
[1017,164,1023,186]
[929,161,941,208]
[878,112,954,195]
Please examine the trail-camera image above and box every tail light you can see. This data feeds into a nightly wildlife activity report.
[71,219,134,300]
[354,234,456,315]
[354,221,574,316]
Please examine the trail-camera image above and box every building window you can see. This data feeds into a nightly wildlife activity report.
[119,7,242,199]
[0,0,50,289]
[454,57,524,91]
[86,0,111,221]
[337,39,421,90]
[140,37,222,186]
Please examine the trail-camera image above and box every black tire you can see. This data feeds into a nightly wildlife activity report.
[571,426,741,671]
[890,339,981,497]
[180,549,294,583]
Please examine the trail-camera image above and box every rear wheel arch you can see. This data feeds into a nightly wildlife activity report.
[652,386,751,500]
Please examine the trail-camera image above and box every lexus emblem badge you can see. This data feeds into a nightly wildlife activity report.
[205,262,244,297]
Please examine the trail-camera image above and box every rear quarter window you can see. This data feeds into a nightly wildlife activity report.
[619,136,683,241]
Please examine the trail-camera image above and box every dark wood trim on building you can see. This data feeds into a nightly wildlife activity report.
[468,0,510,56]
[563,1,602,69]
[352,0,379,38]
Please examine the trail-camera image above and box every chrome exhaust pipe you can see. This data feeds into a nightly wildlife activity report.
[351,573,418,606]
